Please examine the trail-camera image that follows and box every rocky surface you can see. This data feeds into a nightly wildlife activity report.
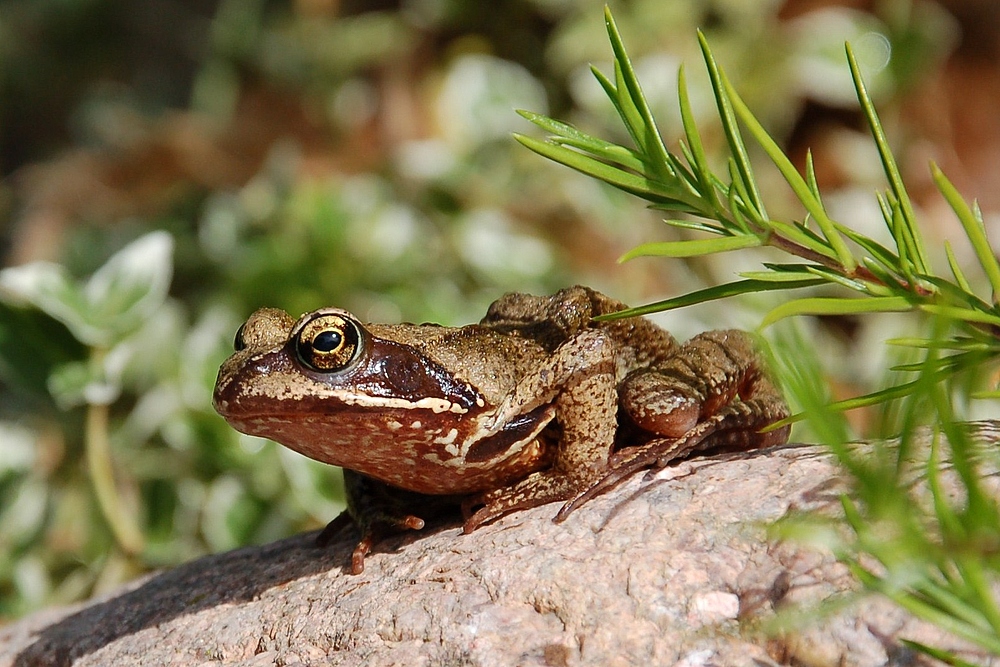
[0,442,992,666]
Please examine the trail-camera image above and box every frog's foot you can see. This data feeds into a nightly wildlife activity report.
[316,510,426,575]
[555,394,791,521]
[322,471,445,574]
[554,418,721,521]
[461,468,595,533]
[345,513,427,575]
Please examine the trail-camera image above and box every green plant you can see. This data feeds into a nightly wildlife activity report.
[0,233,174,556]
[517,6,1000,661]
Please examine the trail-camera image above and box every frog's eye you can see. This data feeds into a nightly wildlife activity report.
[295,314,361,372]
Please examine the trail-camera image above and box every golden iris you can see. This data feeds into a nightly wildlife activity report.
[295,314,360,372]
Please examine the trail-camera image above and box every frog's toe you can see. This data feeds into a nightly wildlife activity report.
[461,491,545,533]
[348,516,426,574]
[460,495,503,533]
[316,510,426,574]
[462,501,540,533]
[314,512,373,574]
[461,472,590,533]
[349,534,374,574]
[460,507,490,534]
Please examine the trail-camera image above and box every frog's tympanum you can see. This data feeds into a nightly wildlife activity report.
[214,286,790,572]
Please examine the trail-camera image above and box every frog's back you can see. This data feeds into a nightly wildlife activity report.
[481,285,681,375]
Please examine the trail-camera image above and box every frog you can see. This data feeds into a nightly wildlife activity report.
[213,286,790,573]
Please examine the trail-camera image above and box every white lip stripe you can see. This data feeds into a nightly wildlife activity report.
[333,393,469,414]
[239,380,473,415]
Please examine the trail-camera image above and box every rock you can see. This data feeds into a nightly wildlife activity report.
[0,442,989,666]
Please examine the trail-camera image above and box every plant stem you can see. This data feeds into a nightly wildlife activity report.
[85,348,144,555]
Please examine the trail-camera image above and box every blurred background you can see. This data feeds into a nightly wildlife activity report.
[0,0,997,619]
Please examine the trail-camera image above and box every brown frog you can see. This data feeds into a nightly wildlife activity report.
[213,286,790,572]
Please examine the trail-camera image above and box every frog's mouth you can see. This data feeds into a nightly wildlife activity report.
[213,384,474,423]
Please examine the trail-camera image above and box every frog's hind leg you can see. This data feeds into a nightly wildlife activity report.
[556,397,784,520]
[619,329,789,450]
[554,330,791,520]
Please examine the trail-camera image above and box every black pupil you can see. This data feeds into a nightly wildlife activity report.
[313,330,343,352]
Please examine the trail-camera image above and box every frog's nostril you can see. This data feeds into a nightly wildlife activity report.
[234,323,247,351]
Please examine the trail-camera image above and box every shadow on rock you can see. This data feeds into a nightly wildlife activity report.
[14,532,341,667]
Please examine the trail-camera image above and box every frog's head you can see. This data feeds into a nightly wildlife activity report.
[214,307,557,495]
[213,308,483,448]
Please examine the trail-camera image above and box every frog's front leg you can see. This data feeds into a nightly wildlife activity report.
[463,329,619,532]
[318,470,457,574]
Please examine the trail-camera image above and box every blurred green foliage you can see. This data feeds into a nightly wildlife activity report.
[0,0,961,619]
